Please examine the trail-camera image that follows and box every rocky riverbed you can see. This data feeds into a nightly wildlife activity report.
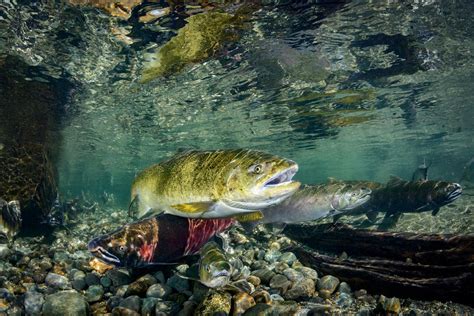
[0,200,473,315]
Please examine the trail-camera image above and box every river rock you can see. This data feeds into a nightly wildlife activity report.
[141,297,160,316]
[119,295,141,312]
[233,292,256,315]
[125,274,157,297]
[85,272,101,286]
[282,268,304,282]
[285,278,315,300]
[24,289,44,315]
[166,275,189,293]
[251,268,276,284]
[155,300,180,315]
[107,269,131,287]
[107,295,122,311]
[146,283,172,299]
[317,275,340,299]
[338,282,351,294]
[195,291,232,315]
[251,290,272,304]
[269,274,292,294]
[378,295,401,314]
[177,300,197,316]
[85,285,104,303]
[247,275,261,287]
[264,249,282,263]
[279,252,297,265]
[45,272,69,289]
[112,306,140,316]
[336,292,353,308]
[42,290,89,316]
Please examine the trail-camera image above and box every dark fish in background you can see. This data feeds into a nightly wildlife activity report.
[331,177,462,225]
[0,199,22,240]
[88,214,235,269]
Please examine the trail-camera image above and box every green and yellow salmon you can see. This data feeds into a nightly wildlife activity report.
[129,149,300,219]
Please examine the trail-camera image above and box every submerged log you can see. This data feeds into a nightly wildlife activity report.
[284,223,474,306]
[0,56,72,230]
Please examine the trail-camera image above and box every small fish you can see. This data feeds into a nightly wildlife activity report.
[88,214,235,268]
[198,241,233,288]
[129,149,300,219]
[240,183,372,232]
[0,199,21,240]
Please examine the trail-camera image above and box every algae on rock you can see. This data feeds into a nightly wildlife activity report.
[141,11,239,82]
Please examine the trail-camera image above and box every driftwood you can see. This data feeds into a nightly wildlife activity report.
[284,223,474,306]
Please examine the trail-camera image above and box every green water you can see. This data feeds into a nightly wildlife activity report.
[1,0,473,209]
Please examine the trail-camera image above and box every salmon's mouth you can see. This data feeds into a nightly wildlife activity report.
[88,238,121,265]
[264,165,298,187]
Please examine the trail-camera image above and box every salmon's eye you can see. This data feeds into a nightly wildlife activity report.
[249,164,263,174]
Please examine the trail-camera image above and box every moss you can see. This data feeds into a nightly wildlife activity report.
[141,12,239,82]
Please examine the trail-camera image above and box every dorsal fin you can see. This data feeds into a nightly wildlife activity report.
[327,177,339,184]
[387,176,404,186]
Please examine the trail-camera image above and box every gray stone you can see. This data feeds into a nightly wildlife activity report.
[71,278,87,291]
[146,283,172,299]
[152,271,166,284]
[279,252,297,265]
[45,273,70,290]
[107,295,122,311]
[273,262,290,274]
[378,295,401,314]
[166,275,189,293]
[177,300,197,316]
[250,260,267,270]
[251,268,276,284]
[85,285,104,303]
[6,304,22,316]
[270,294,284,302]
[125,274,157,297]
[112,306,140,315]
[338,282,351,294]
[243,303,273,315]
[85,272,101,286]
[336,292,353,308]
[24,289,44,315]
[119,295,141,312]
[107,269,131,287]
[284,278,315,300]
[264,249,282,263]
[317,275,340,298]
[282,268,304,282]
[42,290,89,316]
[295,267,318,280]
[115,285,129,297]
[141,297,159,316]
[269,274,291,294]
[100,276,112,288]
[155,300,180,316]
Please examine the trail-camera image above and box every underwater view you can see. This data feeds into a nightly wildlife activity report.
[1,0,474,315]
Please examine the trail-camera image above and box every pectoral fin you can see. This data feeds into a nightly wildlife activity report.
[431,207,440,216]
[171,202,214,213]
[233,211,264,222]
[366,211,378,223]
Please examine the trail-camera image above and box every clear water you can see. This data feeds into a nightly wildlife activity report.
[1,0,473,210]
